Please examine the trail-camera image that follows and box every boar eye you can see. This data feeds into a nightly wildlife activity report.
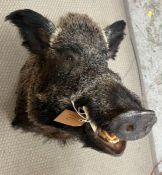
[65,55,73,61]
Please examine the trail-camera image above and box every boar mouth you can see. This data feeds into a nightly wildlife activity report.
[85,122,126,156]
[97,129,126,154]
[73,105,126,155]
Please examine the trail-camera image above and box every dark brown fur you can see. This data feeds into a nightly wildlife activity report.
[6,9,156,155]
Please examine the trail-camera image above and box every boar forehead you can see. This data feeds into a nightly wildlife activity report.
[50,13,108,55]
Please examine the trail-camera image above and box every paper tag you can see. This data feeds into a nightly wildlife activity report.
[54,110,86,126]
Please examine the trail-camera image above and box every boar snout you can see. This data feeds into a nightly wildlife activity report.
[109,110,157,140]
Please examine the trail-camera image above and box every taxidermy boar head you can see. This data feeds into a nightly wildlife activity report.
[6,9,157,156]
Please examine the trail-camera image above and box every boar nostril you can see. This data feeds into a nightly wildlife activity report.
[126,124,134,132]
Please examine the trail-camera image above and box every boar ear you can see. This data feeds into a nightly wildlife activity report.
[5,9,55,55]
[104,20,126,60]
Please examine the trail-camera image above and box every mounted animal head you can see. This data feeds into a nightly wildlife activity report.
[6,9,157,156]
